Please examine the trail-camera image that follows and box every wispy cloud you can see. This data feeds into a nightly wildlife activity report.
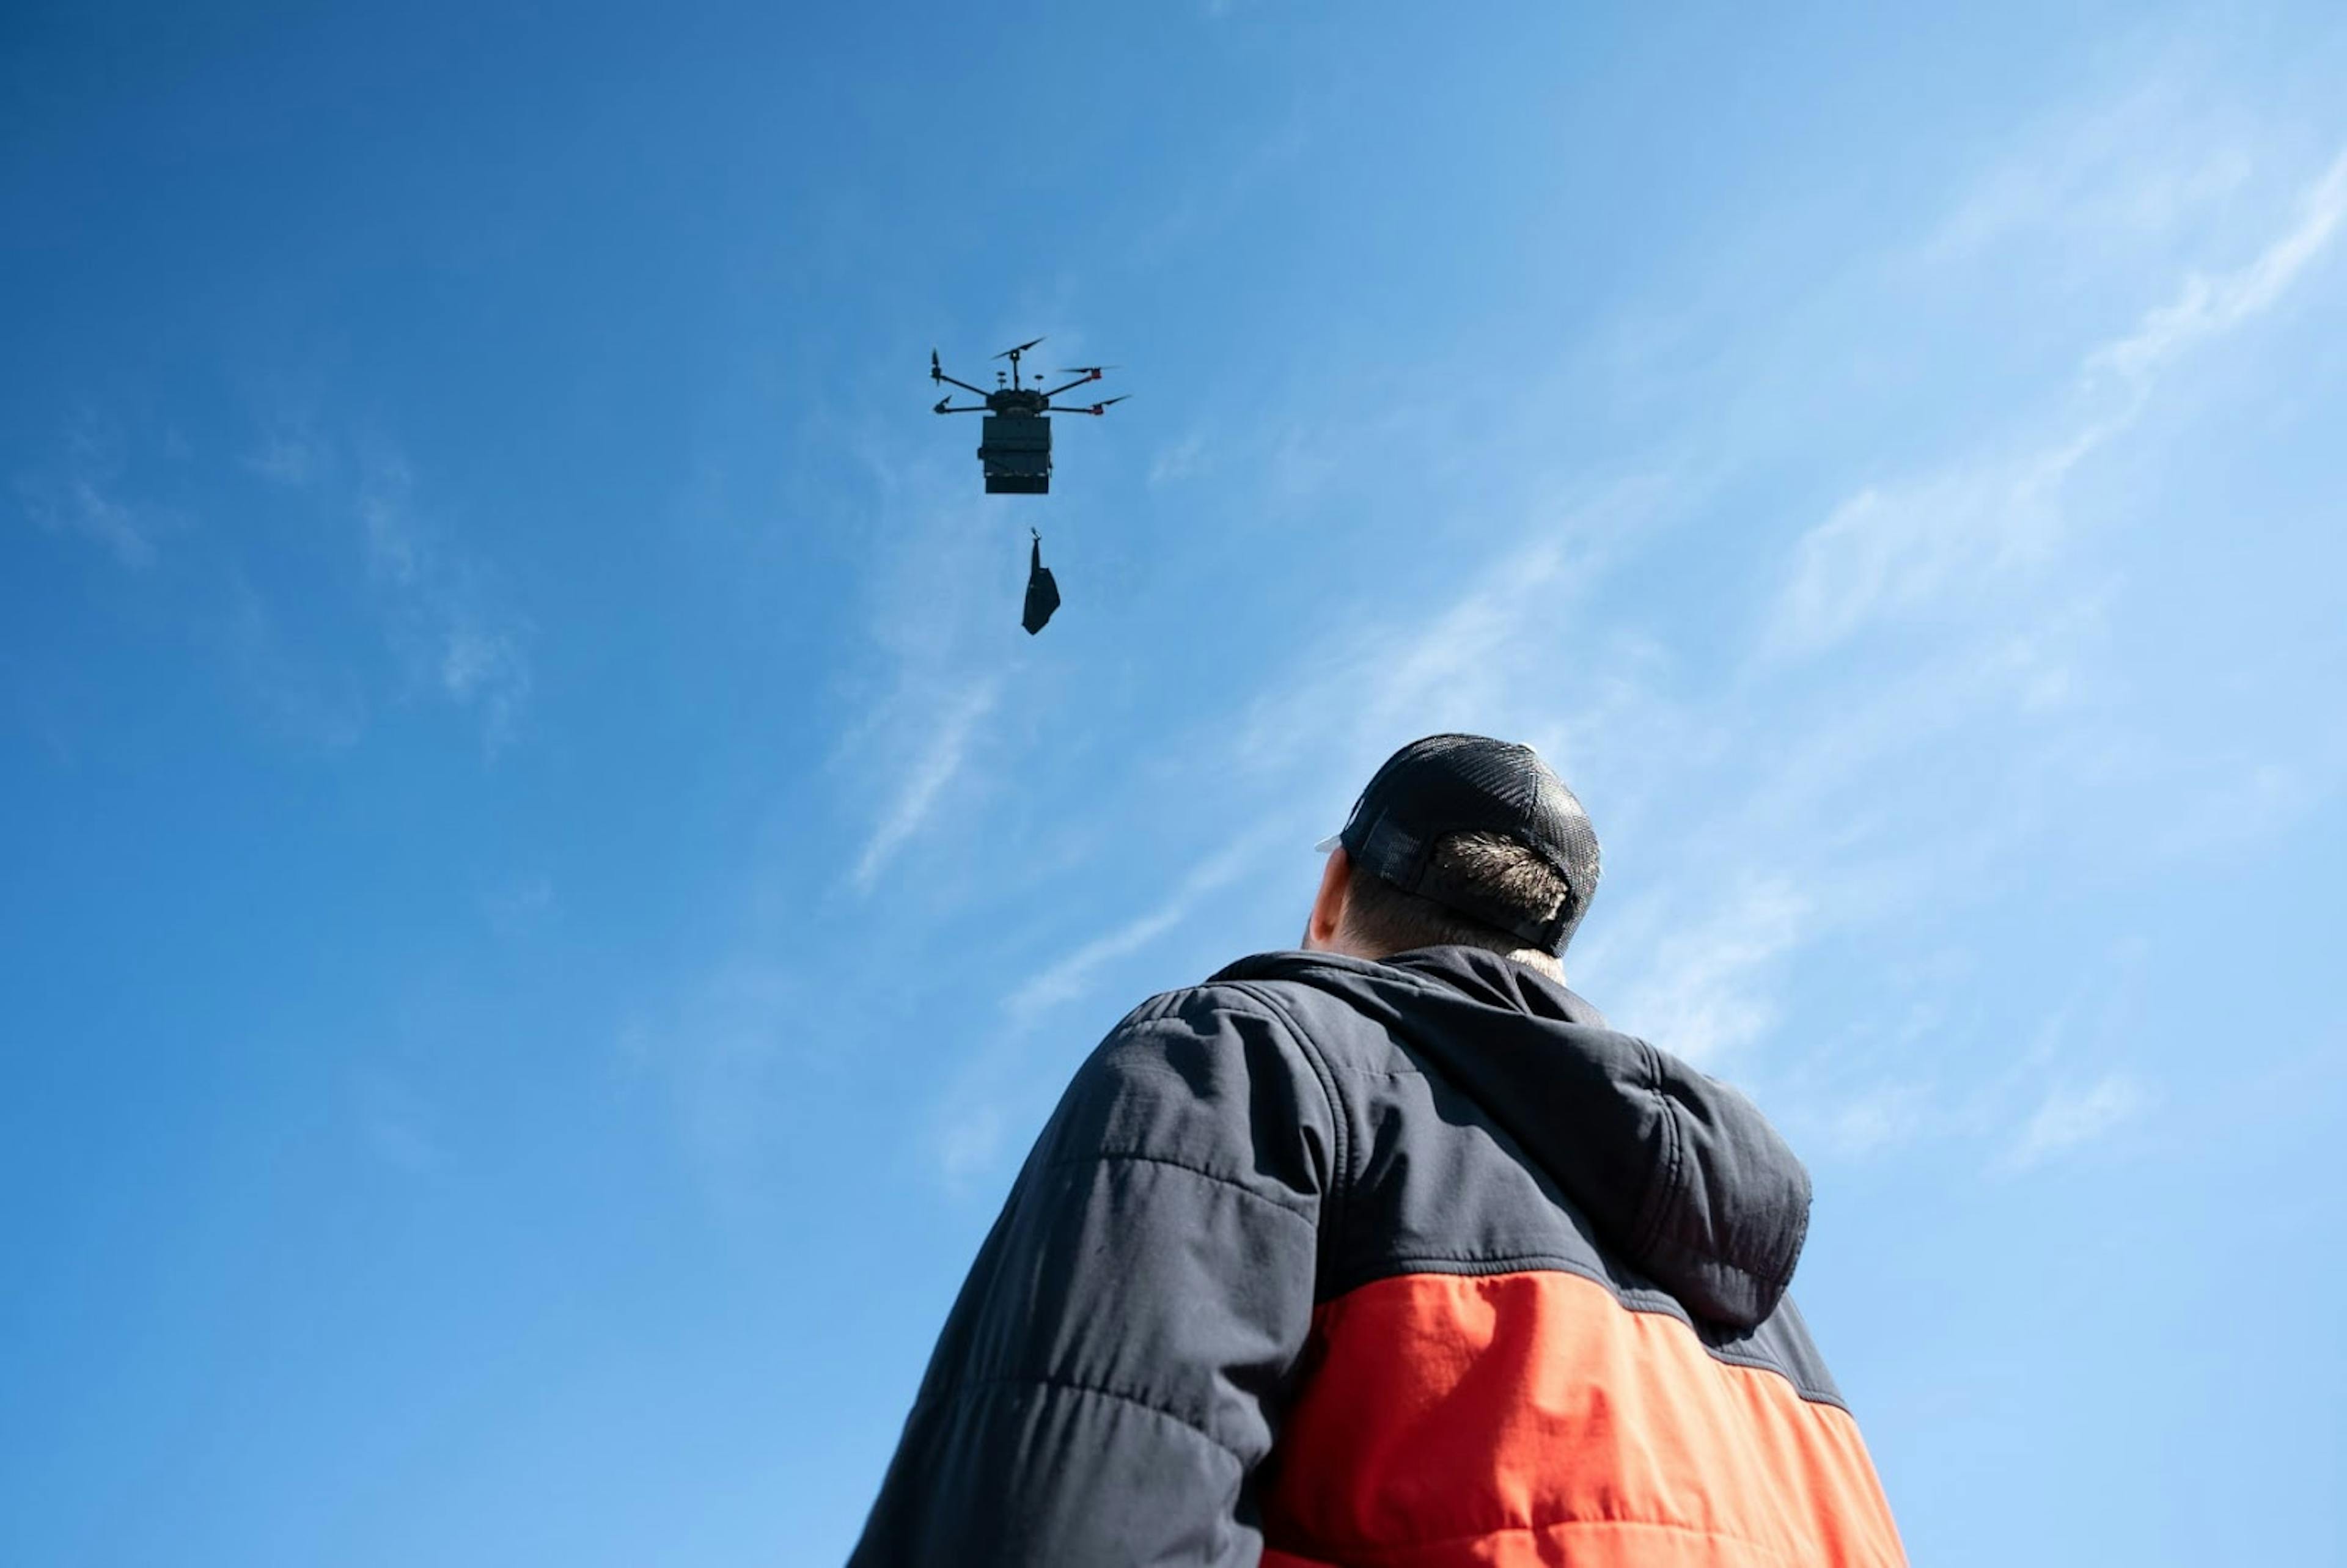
[351,449,535,750]
[244,419,538,747]
[1003,830,1272,1025]
[357,456,425,584]
[24,407,533,752]
[1917,82,2256,269]
[619,958,806,1209]
[2086,148,2347,384]
[215,571,370,749]
[481,873,556,937]
[1597,879,1810,1068]
[355,1072,450,1176]
[1766,447,2069,661]
[852,676,1001,892]
[1148,433,1208,487]
[937,1101,1009,1185]
[436,622,532,735]
[1772,144,2347,659]
[1812,1080,1936,1161]
[18,472,156,568]
[1228,479,1662,791]
[2002,1072,2150,1170]
[1771,942,2162,1172]
[15,417,172,568]
[244,416,328,488]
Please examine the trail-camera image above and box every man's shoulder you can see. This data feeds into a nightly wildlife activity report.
[1032,973,1343,1192]
[1106,957,1412,1080]
[1107,953,1335,1032]
[1099,974,1323,1062]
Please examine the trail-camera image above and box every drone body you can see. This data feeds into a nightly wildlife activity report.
[930,338,1125,494]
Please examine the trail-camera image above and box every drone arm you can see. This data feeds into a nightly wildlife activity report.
[1051,394,1129,417]
[1038,374,1101,399]
[932,400,990,414]
[931,366,993,398]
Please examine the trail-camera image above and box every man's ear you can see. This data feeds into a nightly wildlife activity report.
[1304,848,1353,951]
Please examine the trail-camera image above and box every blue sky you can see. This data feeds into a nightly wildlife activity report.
[5,1,2345,1562]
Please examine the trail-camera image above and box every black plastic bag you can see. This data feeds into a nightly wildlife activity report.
[1022,531,1061,635]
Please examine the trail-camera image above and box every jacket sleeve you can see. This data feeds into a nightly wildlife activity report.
[848,987,1339,1567]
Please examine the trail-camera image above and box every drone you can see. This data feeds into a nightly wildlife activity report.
[930,337,1126,496]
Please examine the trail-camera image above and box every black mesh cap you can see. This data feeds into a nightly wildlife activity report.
[1334,733,1601,954]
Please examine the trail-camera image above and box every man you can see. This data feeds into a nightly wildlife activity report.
[851,735,1905,1566]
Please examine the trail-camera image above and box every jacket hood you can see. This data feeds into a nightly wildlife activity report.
[1214,946,1812,1329]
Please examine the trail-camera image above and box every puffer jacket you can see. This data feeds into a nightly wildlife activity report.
[849,946,1905,1566]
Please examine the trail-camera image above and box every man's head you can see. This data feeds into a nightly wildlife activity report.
[1302,734,1600,981]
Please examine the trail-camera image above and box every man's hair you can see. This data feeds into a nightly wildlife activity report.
[1339,830,1570,980]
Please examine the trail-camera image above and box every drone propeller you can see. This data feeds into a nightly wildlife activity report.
[1054,365,1120,375]
[1088,395,1131,413]
[930,349,941,379]
[994,336,1046,359]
